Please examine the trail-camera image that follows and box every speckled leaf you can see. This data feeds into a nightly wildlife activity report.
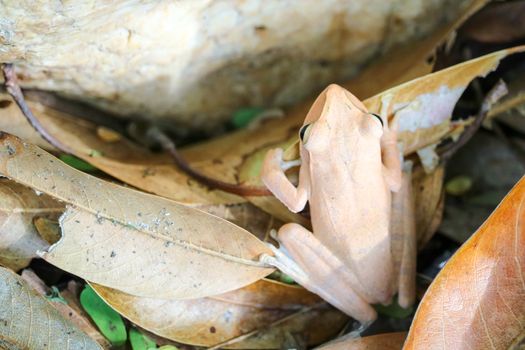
[0,267,102,349]
[404,175,525,349]
[0,133,273,300]
[0,179,64,271]
[90,279,348,349]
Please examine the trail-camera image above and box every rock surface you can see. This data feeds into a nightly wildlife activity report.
[1,0,472,130]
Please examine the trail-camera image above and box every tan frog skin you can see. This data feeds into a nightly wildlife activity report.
[260,84,403,325]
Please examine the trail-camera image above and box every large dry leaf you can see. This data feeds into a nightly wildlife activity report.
[91,278,347,349]
[0,267,102,349]
[0,132,273,300]
[316,332,406,350]
[0,179,63,271]
[404,175,525,349]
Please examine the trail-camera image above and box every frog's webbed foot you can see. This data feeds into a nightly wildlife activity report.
[260,224,377,325]
[259,241,309,285]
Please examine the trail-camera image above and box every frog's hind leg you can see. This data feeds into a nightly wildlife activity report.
[260,223,377,325]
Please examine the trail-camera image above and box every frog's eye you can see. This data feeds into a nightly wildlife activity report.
[370,113,384,127]
[299,123,312,143]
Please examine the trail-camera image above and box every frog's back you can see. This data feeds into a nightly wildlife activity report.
[307,145,393,302]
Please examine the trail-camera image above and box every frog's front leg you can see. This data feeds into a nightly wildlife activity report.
[260,223,377,325]
[261,148,309,213]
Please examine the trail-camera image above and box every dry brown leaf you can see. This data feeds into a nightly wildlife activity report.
[0,96,54,150]
[404,175,525,349]
[0,132,273,300]
[316,332,406,350]
[0,179,64,271]
[413,164,445,247]
[0,93,242,206]
[199,202,283,242]
[91,278,347,349]
[365,46,524,154]
[0,267,102,349]
[20,269,111,348]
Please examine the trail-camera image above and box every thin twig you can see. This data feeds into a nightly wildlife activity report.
[439,80,508,163]
[1,63,71,153]
[147,126,271,196]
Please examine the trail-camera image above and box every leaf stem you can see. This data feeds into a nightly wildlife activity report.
[1,63,72,153]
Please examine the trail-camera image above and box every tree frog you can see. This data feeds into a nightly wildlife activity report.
[260,84,403,325]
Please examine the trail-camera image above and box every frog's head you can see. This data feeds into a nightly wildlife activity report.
[299,84,384,152]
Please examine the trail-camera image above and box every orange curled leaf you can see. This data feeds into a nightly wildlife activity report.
[404,175,525,349]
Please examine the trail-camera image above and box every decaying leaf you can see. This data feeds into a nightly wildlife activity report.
[0,95,53,150]
[0,132,273,300]
[90,279,348,349]
[0,92,242,206]
[20,269,111,348]
[413,164,445,247]
[0,267,102,349]
[0,179,64,271]
[316,332,406,350]
[404,175,525,349]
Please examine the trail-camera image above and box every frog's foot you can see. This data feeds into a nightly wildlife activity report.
[262,223,377,324]
[347,320,373,338]
[259,242,309,285]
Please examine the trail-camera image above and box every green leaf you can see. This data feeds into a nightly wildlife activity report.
[374,296,414,319]
[129,327,157,350]
[231,107,264,129]
[59,154,97,172]
[80,284,127,346]
[156,346,179,350]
